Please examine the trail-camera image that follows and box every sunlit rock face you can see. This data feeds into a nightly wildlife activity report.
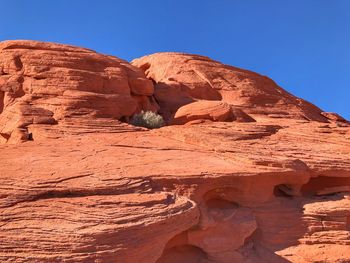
[131,52,329,123]
[0,40,157,143]
[0,40,349,263]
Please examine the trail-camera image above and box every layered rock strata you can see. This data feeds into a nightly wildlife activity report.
[0,41,349,263]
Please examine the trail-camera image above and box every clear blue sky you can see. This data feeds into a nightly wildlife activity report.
[1,0,349,119]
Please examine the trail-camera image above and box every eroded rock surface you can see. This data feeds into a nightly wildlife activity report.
[0,40,157,143]
[172,100,235,125]
[132,52,328,123]
[0,41,349,263]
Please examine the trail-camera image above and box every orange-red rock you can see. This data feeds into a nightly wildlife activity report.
[321,111,350,124]
[1,41,349,263]
[172,100,257,125]
[132,52,328,123]
[0,40,157,143]
[172,100,234,125]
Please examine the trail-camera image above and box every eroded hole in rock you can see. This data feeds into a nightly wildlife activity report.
[119,116,129,123]
[0,91,4,114]
[301,176,350,196]
[156,245,209,263]
[27,133,33,141]
[206,197,239,221]
[346,216,350,230]
[274,184,295,197]
[202,188,241,222]
[13,56,23,71]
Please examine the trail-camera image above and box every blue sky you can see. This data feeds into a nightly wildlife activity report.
[1,0,349,119]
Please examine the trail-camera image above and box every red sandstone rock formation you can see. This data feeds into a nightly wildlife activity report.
[0,41,349,263]
[131,52,328,123]
[0,40,157,143]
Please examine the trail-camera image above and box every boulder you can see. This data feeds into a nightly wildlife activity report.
[172,100,234,125]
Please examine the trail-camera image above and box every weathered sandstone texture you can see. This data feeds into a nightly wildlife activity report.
[132,53,328,123]
[0,40,157,143]
[0,41,349,263]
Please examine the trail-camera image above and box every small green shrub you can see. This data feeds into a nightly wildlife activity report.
[130,111,165,129]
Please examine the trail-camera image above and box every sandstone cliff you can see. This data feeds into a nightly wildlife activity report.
[0,40,349,263]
